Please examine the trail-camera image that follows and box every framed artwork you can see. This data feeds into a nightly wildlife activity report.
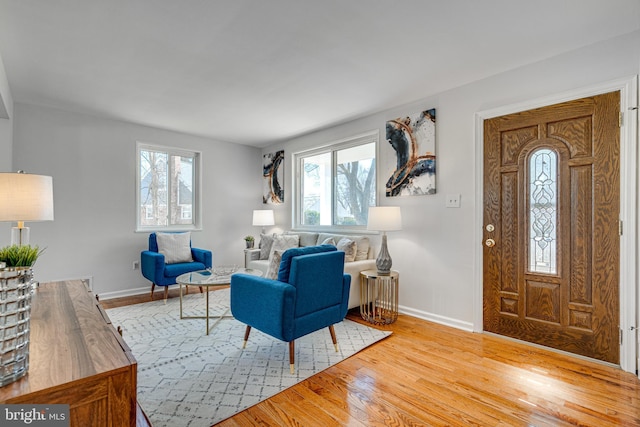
[263,150,284,204]
[385,108,436,196]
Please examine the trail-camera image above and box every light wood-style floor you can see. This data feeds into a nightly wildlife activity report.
[103,289,640,427]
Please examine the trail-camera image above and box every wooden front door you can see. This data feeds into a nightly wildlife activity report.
[483,92,620,364]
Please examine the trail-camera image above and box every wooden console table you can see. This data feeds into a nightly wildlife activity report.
[0,279,137,426]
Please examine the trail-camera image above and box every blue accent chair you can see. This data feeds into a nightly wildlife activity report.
[141,233,213,301]
[230,245,351,373]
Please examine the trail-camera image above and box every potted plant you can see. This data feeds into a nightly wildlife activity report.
[0,244,44,268]
[244,235,255,249]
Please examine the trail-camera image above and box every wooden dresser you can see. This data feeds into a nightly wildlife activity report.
[0,280,137,426]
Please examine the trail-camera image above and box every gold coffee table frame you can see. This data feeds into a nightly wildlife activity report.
[176,268,263,335]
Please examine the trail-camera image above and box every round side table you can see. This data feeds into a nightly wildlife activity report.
[359,269,399,325]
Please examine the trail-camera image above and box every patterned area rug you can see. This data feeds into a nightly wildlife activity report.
[106,288,391,426]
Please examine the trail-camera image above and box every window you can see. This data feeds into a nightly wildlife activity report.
[294,131,377,229]
[136,143,201,231]
[528,148,558,274]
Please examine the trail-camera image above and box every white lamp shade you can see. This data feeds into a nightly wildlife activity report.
[0,173,54,222]
[252,209,274,227]
[367,206,402,231]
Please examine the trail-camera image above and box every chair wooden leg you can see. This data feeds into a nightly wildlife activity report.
[289,341,295,374]
[243,326,252,349]
[163,286,168,304]
[199,286,203,294]
[329,325,338,352]
[150,284,155,301]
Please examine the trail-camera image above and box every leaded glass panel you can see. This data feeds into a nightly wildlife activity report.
[528,148,558,274]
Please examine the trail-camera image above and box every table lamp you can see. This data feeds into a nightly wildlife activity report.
[252,209,274,234]
[367,206,402,275]
[0,171,54,245]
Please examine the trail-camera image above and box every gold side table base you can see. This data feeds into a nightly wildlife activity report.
[360,270,399,325]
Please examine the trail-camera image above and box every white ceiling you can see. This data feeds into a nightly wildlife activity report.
[0,1,638,147]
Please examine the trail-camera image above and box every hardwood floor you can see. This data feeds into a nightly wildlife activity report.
[103,290,640,427]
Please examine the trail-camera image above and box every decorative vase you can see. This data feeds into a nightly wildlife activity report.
[0,267,33,386]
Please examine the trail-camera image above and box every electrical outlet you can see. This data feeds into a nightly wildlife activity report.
[445,194,461,208]
[132,261,139,270]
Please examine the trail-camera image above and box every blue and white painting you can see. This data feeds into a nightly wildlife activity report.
[385,109,436,196]
[263,150,284,204]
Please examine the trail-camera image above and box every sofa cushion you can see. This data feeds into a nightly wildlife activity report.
[277,244,337,283]
[285,231,319,247]
[164,261,206,278]
[156,232,193,264]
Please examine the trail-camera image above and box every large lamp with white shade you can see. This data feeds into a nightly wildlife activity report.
[0,171,54,246]
[252,209,274,234]
[367,206,402,275]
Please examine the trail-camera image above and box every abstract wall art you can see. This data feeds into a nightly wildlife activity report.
[385,108,436,197]
[263,150,284,204]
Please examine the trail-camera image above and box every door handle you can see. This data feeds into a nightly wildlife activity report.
[485,238,496,247]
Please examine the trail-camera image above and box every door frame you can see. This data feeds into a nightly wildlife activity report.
[473,76,638,374]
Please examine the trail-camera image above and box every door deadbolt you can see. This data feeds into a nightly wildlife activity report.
[485,238,496,247]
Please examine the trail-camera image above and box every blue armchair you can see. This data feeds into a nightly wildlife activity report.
[141,232,213,301]
[230,245,350,373]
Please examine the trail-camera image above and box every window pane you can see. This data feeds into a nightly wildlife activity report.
[139,149,168,227]
[137,144,200,231]
[301,152,331,226]
[335,143,376,225]
[170,155,194,226]
[528,148,558,274]
[295,130,378,229]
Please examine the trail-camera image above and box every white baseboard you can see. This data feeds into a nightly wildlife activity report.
[98,284,181,300]
[399,304,474,332]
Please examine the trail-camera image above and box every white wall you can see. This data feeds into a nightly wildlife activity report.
[11,103,263,298]
[264,30,640,330]
[0,51,14,240]
[0,49,13,161]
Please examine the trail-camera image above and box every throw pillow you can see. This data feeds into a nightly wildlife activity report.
[156,232,193,264]
[352,236,371,261]
[321,237,337,246]
[266,249,284,279]
[266,234,300,279]
[337,237,357,262]
[259,233,275,260]
[270,234,300,254]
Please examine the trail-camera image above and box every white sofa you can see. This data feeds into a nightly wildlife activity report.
[244,231,376,309]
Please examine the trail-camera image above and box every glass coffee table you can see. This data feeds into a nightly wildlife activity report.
[176,268,263,335]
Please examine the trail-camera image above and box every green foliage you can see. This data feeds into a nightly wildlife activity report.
[0,245,45,267]
[244,235,255,241]
[304,210,320,225]
[339,216,357,225]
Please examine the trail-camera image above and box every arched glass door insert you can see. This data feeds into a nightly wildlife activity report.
[528,148,558,274]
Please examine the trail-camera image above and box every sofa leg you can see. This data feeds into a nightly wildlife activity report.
[289,341,295,374]
[243,326,251,349]
[329,325,339,352]
[150,284,155,301]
